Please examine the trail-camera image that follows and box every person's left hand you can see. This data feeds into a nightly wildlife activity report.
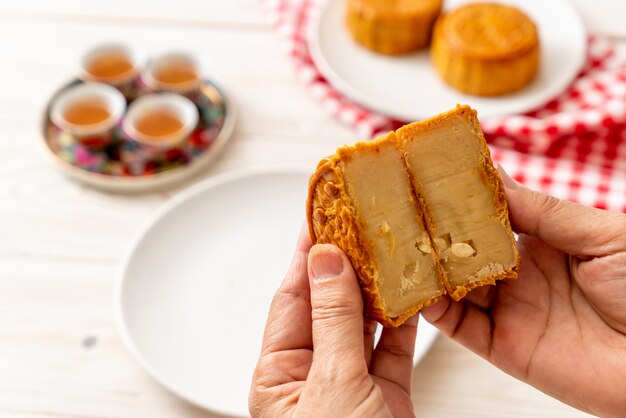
[249,226,419,418]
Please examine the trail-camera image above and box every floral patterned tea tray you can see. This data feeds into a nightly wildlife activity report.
[41,78,235,193]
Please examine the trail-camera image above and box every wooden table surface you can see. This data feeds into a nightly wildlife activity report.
[2,1,624,417]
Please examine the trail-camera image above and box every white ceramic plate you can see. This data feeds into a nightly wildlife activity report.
[308,0,587,122]
[116,168,440,417]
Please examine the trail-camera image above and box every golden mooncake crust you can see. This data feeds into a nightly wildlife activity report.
[346,0,443,55]
[431,3,540,96]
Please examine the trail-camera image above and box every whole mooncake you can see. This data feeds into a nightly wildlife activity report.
[307,105,520,327]
[346,0,443,55]
[431,3,540,96]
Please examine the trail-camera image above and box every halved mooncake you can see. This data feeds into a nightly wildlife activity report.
[308,134,446,326]
[307,105,520,327]
[431,3,540,96]
[346,0,442,55]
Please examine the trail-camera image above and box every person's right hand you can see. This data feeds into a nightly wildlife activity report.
[422,168,626,418]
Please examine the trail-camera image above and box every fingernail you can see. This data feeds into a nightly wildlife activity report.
[497,165,520,190]
[309,245,344,280]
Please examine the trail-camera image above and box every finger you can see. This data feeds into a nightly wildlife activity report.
[463,284,497,310]
[253,349,313,388]
[363,318,378,367]
[421,297,494,360]
[370,314,418,393]
[261,224,313,355]
[498,165,626,256]
[307,244,366,373]
[576,250,626,334]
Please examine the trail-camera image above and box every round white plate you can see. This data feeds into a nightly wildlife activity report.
[308,0,587,122]
[116,168,440,417]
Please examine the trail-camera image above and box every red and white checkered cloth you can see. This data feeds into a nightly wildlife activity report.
[262,0,626,212]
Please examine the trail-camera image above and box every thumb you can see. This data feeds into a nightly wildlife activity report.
[307,244,365,371]
[498,165,626,257]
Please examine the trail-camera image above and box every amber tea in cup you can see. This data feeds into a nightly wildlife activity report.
[154,62,198,85]
[80,44,141,86]
[63,99,111,126]
[143,53,202,94]
[123,93,199,148]
[135,109,185,139]
[50,82,126,138]
[87,52,133,80]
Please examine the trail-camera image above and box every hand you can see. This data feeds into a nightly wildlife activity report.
[249,226,419,418]
[422,167,626,418]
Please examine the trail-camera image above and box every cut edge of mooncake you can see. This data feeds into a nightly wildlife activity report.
[307,133,444,327]
[397,105,521,300]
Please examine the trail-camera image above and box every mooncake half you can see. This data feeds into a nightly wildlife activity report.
[307,105,520,327]
[307,134,445,327]
[397,106,520,299]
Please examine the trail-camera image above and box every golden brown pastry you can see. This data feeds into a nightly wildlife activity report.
[346,0,442,55]
[431,3,540,96]
[307,105,520,327]
[307,134,446,327]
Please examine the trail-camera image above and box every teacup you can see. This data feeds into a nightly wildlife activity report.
[142,52,202,95]
[50,82,126,149]
[122,93,199,160]
[79,43,143,98]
